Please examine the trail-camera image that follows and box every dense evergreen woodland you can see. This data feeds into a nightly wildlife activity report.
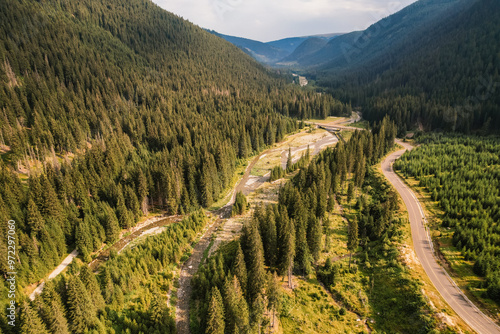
[318,0,500,135]
[394,134,500,303]
[0,0,349,313]
[190,118,440,333]
[1,211,207,333]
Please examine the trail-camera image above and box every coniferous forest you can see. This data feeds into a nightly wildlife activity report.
[316,0,500,135]
[394,134,500,304]
[1,0,499,332]
[189,118,441,333]
[0,0,349,332]
[0,0,346,283]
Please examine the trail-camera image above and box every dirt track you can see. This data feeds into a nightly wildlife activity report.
[175,127,340,334]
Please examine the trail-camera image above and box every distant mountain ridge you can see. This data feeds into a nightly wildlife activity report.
[311,0,500,134]
[208,30,342,64]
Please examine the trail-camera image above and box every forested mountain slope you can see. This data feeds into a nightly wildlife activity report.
[314,0,500,134]
[0,0,345,304]
[290,0,466,69]
[277,37,330,66]
[208,30,290,64]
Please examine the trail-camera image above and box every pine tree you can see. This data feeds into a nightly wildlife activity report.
[233,243,248,297]
[347,218,359,269]
[150,293,170,328]
[267,272,280,329]
[206,287,225,334]
[41,176,63,222]
[251,293,266,334]
[347,182,354,203]
[27,198,44,234]
[279,209,295,289]
[307,216,322,261]
[40,282,70,334]
[79,265,105,311]
[262,206,278,266]
[295,218,312,276]
[103,204,120,244]
[101,267,115,304]
[75,221,92,262]
[65,276,98,333]
[136,168,149,213]
[223,276,250,334]
[200,155,214,207]
[286,147,293,172]
[243,224,266,303]
[20,301,49,334]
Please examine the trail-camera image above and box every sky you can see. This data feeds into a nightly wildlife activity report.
[152,0,418,42]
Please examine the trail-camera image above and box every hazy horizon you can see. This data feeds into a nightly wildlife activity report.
[152,0,418,42]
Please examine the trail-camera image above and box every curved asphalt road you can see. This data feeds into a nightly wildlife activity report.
[382,140,500,334]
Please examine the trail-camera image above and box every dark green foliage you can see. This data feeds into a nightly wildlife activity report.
[38,282,70,334]
[269,165,285,182]
[65,276,99,332]
[80,265,105,312]
[207,287,225,334]
[20,301,50,334]
[0,0,344,295]
[317,0,500,134]
[232,192,248,216]
[317,258,338,288]
[223,276,250,334]
[347,218,359,268]
[19,212,206,334]
[241,223,267,304]
[395,134,500,303]
[191,119,428,333]
[259,206,278,267]
[233,244,248,297]
[149,292,172,329]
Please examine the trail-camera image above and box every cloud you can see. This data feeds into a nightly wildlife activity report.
[152,0,417,42]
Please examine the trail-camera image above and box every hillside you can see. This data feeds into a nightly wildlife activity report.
[277,37,330,66]
[266,37,310,54]
[288,0,465,69]
[210,31,342,65]
[307,0,500,134]
[208,30,289,64]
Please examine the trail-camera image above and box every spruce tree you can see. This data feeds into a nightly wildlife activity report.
[79,265,105,311]
[40,282,70,334]
[279,209,295,289]
[41,176,63,222]
[347,218,359,269]
[223,276,249,334]
[20,301,49,334]
[150,293,170,328]
[103,204,120,244]
[243,224,266,303]
[262,206,278,266]
[27,198,44,234]
[206,287,225,334]
[295,218,312,276]
[65,276,98,333]
[286,147,293,172]
[251,293,266,334]
[75,221,92,262]
[233,243,248,297]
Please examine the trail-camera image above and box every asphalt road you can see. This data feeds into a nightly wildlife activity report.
[382,140,500,334]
